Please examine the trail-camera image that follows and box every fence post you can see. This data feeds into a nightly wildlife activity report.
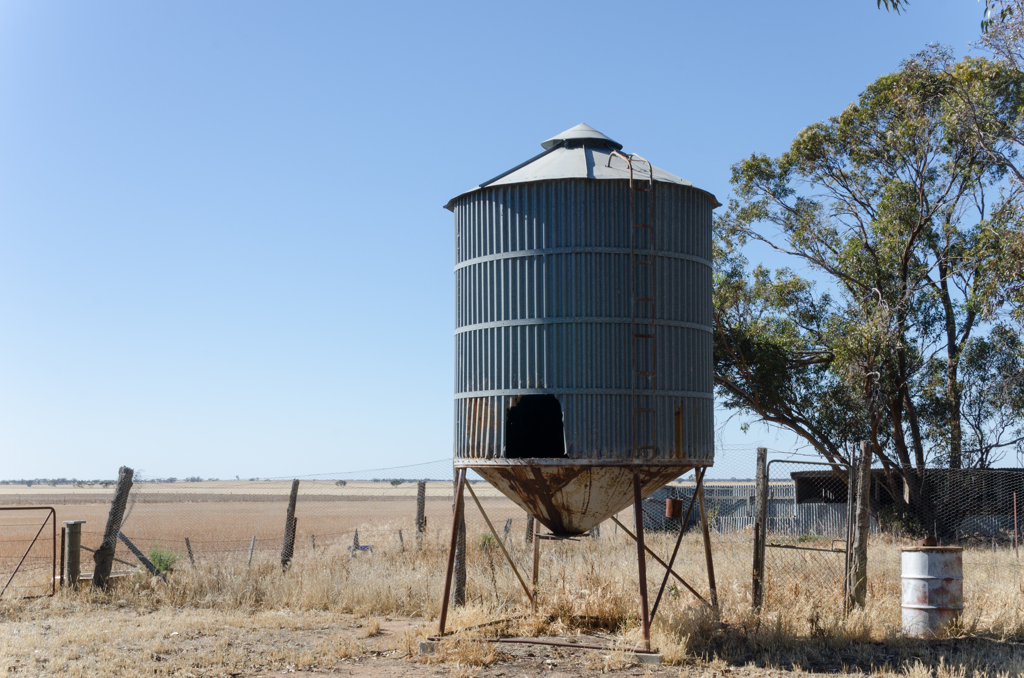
[525,514,535,545]
[93,466,133,589]
[184,537,195,566]
[281,479,299,571]
[62,520,85,587]
[847,441,873,609]
[248,535,256,567]
[843,454,857,606]
[1013,491,1019,563]
[453,473,466,607]
[751,447,768,610]
[416,481,427,549]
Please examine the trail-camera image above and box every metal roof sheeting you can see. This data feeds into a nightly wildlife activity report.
[444,124,719,211]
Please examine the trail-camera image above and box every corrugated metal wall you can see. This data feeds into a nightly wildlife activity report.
[453,178,714,463]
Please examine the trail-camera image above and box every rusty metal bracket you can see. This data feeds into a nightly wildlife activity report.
[610,514,710,609]
[0,507,56,600]
[465,482,534,604]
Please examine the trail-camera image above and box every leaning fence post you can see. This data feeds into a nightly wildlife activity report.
[62,520,85,587]
[280,479,299,571]
[847,441,873,609]
[751,447,768,610]
[93,466,133,589]
[247,535,256,567]
[185,537,195,566]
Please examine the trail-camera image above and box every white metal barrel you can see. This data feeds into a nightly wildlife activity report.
[901,546,963,638]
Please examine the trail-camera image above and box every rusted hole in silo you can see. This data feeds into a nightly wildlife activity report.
[505,395,566,459]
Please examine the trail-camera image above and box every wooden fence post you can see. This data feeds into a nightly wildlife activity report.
[847,441,872,609]
[416,481,427,548]
[751,447,768,610]
[62,520,85,587]
[184,537,195,566]
[93,466,133,589]
[281,479,299,571]
[525,514,535,545]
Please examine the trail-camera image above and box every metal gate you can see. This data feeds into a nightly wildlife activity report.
[0,507,57,600]
[763,460,853,609]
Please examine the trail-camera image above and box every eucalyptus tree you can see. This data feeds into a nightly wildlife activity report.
[714,49,1024,531]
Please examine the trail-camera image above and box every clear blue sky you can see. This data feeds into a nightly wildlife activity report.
[0,1,982,480]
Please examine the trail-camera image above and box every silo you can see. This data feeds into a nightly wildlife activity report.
[445,124,718,537]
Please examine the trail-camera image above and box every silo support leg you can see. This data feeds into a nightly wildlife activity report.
[697,477,718,611]
[632,474,651,650]
[465,482,534,606]
[610,515,710,608]
[651,467,706,623]
[531,531,540,613]
[438,468,467,637]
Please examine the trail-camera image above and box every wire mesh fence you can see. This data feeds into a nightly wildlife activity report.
[1,450,1020,616]
[761,459,853,609]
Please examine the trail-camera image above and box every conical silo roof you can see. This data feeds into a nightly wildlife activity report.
[444,123,719,211]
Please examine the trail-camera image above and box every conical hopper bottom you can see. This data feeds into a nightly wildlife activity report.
[468,462,696,536]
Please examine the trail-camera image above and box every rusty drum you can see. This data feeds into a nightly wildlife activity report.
[901,546,963,638]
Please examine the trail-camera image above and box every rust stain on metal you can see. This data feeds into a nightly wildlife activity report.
[465,398,498,458]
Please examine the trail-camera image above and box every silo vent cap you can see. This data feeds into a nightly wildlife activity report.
[541,123,623,151]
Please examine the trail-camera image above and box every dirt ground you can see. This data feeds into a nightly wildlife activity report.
[0,604,846,678]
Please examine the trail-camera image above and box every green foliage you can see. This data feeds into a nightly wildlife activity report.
[389,479,402,487]
[715,47,1024,524]
[148,545,179,574]
[877,503,926,537]
[478,533,496,550]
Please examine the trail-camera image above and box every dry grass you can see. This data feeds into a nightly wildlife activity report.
[2,493,1023,676]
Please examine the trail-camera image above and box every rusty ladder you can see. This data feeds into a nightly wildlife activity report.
[612,151,657,460]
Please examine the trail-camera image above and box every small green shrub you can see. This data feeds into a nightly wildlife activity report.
[390,479,402,487]
[148,545,180,574]
[335,480,347,487]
